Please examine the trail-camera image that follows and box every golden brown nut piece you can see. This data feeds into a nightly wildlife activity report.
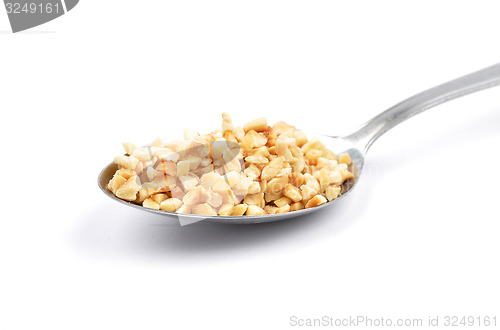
[160,198,183,212]
[305,195,328,208]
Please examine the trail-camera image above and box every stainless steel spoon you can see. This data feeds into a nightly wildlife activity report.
[98,63,500,224]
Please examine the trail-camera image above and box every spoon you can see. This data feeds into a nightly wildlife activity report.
[98,63,500,224]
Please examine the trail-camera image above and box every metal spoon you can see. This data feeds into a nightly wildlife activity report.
[98,63,500,224]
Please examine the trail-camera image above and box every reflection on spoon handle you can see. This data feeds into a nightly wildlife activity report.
[347,62,500,153]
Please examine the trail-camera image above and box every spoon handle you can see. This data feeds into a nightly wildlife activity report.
[347,63,500,153]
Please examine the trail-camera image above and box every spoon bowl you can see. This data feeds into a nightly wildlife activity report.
[98,132,363,224]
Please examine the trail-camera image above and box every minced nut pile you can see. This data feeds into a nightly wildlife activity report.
[107,113,353,216]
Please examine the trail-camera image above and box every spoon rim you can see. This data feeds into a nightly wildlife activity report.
[97,153,360,223]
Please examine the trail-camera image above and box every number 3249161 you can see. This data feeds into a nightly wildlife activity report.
[444,316,497,327]
[5,2,61,14]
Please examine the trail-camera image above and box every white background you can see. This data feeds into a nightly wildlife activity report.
[1,1,499,329]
